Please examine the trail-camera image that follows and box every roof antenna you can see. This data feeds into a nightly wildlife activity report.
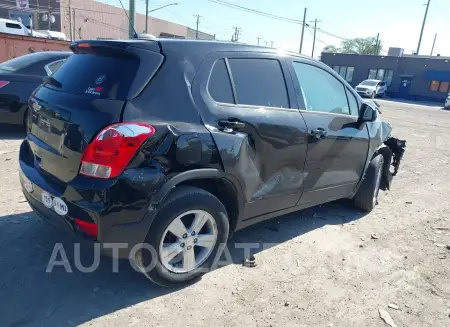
[117,0,138,39]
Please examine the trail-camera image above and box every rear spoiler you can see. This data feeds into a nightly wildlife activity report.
[70,39,160,54]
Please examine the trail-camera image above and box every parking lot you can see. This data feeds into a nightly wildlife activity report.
[0,100,449,327]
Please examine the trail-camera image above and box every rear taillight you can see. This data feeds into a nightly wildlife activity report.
[74,218,98,238]
[0,81,10,89]
[79,123,155,179]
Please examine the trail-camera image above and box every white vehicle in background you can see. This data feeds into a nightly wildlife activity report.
[0,18,47,38]
[36,30,67,40]
[445,94,450,109]
[355,79,387,98]
[0,18,29,36]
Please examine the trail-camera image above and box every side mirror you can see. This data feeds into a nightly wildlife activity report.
[359,103,377,122]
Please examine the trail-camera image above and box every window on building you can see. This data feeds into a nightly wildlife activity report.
[439,81,450,93]
[368,69,394,86]
[430,80,450,93]
[208,59,235,104]
[345,67,354,84]
[293,62,350,115]
[376,69,385,81]
[430,81,440,91]
[384,70,394,87]
[228,58,289,108]
[332,66,355,83]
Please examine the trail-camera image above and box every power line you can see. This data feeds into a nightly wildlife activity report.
[206,0,349,41]
[207,0,305,25]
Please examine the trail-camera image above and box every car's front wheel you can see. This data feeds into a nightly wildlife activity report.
[138,186,230,287]
[371,91,376,99]
[353,154,384,212]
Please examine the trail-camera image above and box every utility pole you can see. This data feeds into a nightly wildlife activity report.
[68,0,72,40]
[310,18,320,57]
[256,37,262,46]
[375,32,380,55]
[416,0,431,55]
[72,9,76,41]
[232,27,241,42]
[194,14,202,39]
[47,3,51,30]
[145,0,149,33]
[129,0,136,39]
[430,33,437,56]
[299,7,307,54]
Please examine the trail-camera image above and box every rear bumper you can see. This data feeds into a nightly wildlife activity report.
[19,139,166,258]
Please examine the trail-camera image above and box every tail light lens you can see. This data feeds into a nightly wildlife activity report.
[74,218,98,238]
[0,81,10,89]
[80,123,155,179]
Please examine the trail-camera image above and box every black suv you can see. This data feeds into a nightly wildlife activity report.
[19,39,405,286]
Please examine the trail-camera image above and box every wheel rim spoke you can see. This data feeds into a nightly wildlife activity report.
[159,210,218,273]
[183,248,196,271]
[195,234,216,248]
[190,212,209,233]
[167,217,188,238]
[161,243,183,265]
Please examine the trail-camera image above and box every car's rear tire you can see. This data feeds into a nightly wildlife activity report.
[138,186,229,287]
[353,154,384,212]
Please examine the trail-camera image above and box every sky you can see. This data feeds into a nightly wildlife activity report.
[101,0,450,58]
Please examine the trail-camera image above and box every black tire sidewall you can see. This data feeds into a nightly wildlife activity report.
[140,187,229,287]
[354,154,384,212]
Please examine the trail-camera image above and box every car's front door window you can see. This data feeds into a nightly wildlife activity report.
[292,62,350,115]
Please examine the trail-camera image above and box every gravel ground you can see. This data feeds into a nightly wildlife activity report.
[0,100,449,327]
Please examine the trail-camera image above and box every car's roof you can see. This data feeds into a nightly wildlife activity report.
[363,79,382,82]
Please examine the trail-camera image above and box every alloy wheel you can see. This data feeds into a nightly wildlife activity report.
[159,210,218,273]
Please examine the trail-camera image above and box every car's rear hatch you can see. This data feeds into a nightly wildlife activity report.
[27,40,163,183]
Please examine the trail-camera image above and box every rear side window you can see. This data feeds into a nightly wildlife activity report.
[49,53,140,100]
[6,23,22,29]
[45,59,65,76]
[208,59,234,103]
[228,58,289,108]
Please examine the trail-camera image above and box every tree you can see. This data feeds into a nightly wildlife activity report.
[322,45,340,53]
[322,37,383,55]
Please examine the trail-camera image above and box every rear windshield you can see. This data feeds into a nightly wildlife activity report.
[49,53,140,100]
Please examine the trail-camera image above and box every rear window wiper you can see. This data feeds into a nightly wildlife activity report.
[43,76,62,88]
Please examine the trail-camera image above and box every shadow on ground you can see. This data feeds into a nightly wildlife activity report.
[0,124,26,140]
[0,201,366,326]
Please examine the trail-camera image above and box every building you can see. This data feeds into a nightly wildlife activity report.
[321,49,450,103]
[0,0,214,41]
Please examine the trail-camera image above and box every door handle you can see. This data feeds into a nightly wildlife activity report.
[310,128,327,139]
[218,119,246,130]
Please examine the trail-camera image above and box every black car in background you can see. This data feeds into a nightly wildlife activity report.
[0,51,71,127]
[19,39,405,286]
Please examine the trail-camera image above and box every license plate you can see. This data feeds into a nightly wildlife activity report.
[41,191,68,216]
